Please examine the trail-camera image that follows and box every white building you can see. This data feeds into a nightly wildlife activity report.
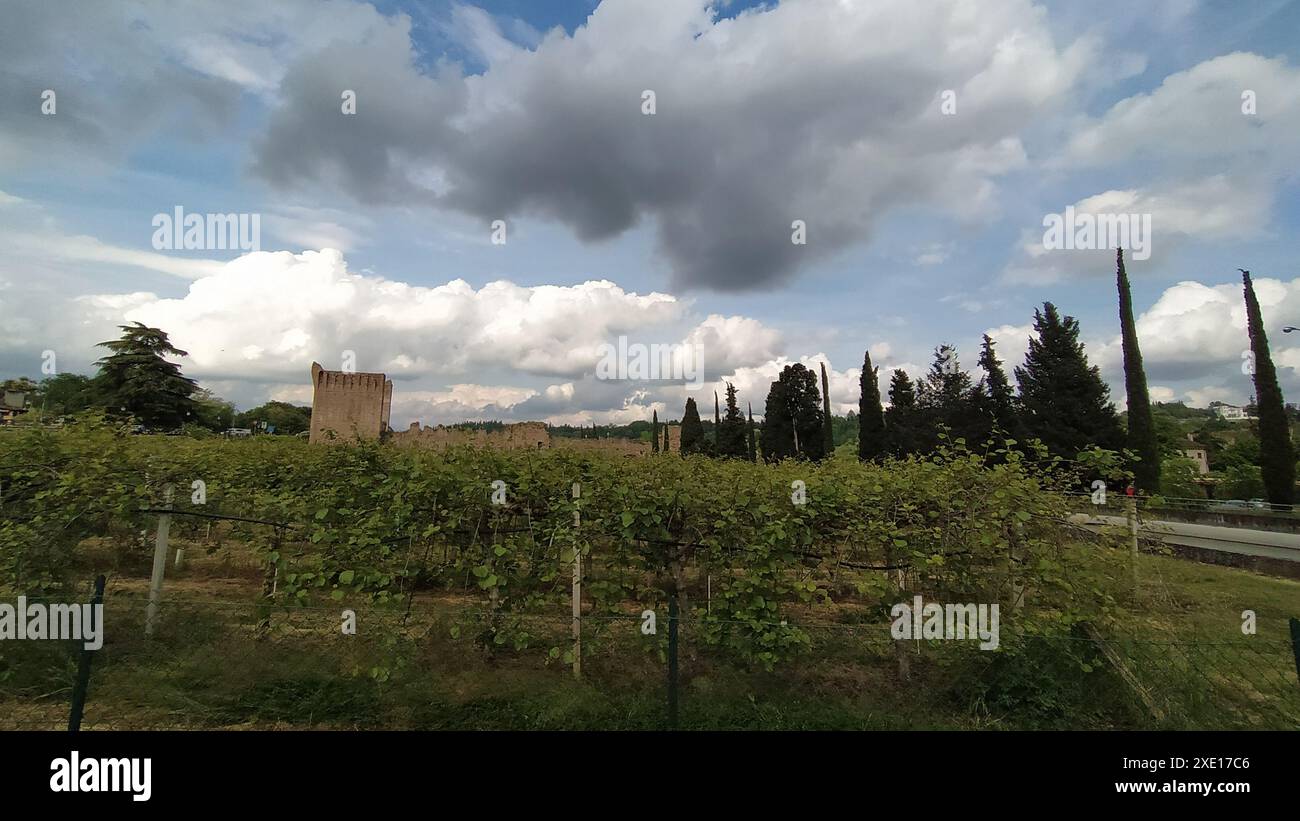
[1212,403,1251,420]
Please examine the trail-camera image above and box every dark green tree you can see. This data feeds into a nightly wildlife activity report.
[233,400,310,434]
[1242,269,1294,505]
[680,397,705,455]
[857,351,886,461]
[884,369,923,457]
[977,334,1019,442]
[717,383,748,457]
[760,365,826,461]
[917,344,975,449]
[820,362,834,456]
[1015,303,1123,459]
[37,373,96,417]
[652,409,660,453]
[93,323,198,429]
[664,421,671,452]
[746,402,757,462]
[761,379,795,461]
[1117,249,1160,493]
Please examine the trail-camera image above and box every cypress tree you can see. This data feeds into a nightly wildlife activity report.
[747,403,757,462]
[680,398,705,455]
[820,362,835,455]
[664,422,671,452]
[858,351,886,461]
[714,391,721,451]
[652,409,660,453]
[1015,302,1123,459]
[717,383,748,457]
[1117,249,1160,493]
[1242,269,1295,505]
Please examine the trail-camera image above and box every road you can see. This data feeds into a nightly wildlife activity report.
[1070,514,1300,564]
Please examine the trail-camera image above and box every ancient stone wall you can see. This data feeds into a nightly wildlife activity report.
[307,361,393,444]
[390,421,551,450]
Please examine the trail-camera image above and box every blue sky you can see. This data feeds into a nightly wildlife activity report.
[2,0,1299,426]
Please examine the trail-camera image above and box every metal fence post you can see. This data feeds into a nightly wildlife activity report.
[667,586,679,729]
[145,484,174,637]
[68,574,106,731]
[571,482,582,680]
[1289,617,1300,686]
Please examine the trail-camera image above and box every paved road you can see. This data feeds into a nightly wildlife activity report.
[1070,514,1300,564]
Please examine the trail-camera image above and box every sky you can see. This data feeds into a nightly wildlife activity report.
[2,0,1299,428]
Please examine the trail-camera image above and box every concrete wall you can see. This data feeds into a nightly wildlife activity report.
[308,361,393,444]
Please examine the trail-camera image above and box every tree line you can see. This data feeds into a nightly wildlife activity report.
[662,252,1296,505]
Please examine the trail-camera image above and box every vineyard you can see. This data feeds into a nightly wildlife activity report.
[2,419,1298,729]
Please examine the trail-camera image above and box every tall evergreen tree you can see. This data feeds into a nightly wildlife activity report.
[652,409,660,453]
[858,351,886,461]
[884,369,922,457]
[1242,269,1295,505]
[918,344,976,448]
[820,362,834,455]
[746,403,757,462]
[1117,249,1160,493]
[760,364,826,461]
[761,379,795,461]
[1014,303,1123,459]
[714,391,722,450]
[977,334,1019,441]
[664,421,671,452]
[680,398,705,455]
[93,322,198,429]
[716,383,748,457]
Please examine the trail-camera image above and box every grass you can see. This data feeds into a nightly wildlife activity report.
[2,544,1297,731]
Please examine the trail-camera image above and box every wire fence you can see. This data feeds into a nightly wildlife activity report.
[3,587,1297,731]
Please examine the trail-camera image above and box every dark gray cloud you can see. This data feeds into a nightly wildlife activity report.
[247,0,1091,292]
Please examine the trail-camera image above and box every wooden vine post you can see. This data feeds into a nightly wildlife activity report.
[571,481,582,680]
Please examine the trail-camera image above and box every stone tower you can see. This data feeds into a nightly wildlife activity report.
[308,361,393,444]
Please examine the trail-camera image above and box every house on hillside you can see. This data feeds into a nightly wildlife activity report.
[1211,403,1252,421]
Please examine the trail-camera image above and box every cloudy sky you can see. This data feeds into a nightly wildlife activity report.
[2,0,1299,427]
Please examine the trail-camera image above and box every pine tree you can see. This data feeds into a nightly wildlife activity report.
[884,369,921,457]
[652,409,660,453]
[93,322,198,429]
[977,334,1019,442]
[858,351,886,461]
[1242,269,1295,505]
[1118,249,1160,493]
[918,344,974,449]
[820,362,834,455]
[1015,302,1123,459]
[746,402,757,462]
[680,398,705,455]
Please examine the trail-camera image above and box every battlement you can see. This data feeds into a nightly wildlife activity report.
[308,361,393,444]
